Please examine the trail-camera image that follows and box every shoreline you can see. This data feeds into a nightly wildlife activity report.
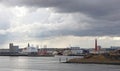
[63,61,120,65]
[0,54,54,57]
[64,53,120,65]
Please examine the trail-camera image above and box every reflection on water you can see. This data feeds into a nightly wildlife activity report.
[0,56,119,71]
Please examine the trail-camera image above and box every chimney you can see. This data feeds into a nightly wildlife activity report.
[95,39,97,51]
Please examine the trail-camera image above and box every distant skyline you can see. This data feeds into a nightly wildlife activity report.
[0,0,120,48]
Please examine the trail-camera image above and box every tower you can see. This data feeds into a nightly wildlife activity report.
[95,39,97,51]
[9,43,13,48]
[28,43,30,47]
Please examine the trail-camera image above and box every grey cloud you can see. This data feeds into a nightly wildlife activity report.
[0,0,120,37]
[0,34,8,44]
[0,12,11,30]
[1,0,120,19]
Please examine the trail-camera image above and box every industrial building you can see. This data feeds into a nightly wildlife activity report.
[9,43,19,54]
[63,47,89,56]
[38,48,56,56]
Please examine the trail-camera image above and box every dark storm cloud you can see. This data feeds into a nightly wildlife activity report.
[1,0,120,19]
[1,0,120,36]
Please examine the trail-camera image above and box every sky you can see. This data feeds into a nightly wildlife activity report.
[0,0,120,48]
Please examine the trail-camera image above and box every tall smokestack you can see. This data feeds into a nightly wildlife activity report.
[95,39,97,51]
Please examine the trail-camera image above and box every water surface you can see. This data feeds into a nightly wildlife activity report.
[0,56,119,71]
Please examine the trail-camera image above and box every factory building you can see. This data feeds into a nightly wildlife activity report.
[38,48,56,55]
[63,47,89,56]
[9,43,19,54]
[0,49,10,55]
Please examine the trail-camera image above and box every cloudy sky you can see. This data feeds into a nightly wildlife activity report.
[0,0,120,48]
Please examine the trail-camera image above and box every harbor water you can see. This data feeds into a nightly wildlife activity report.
[0,56,119,71]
